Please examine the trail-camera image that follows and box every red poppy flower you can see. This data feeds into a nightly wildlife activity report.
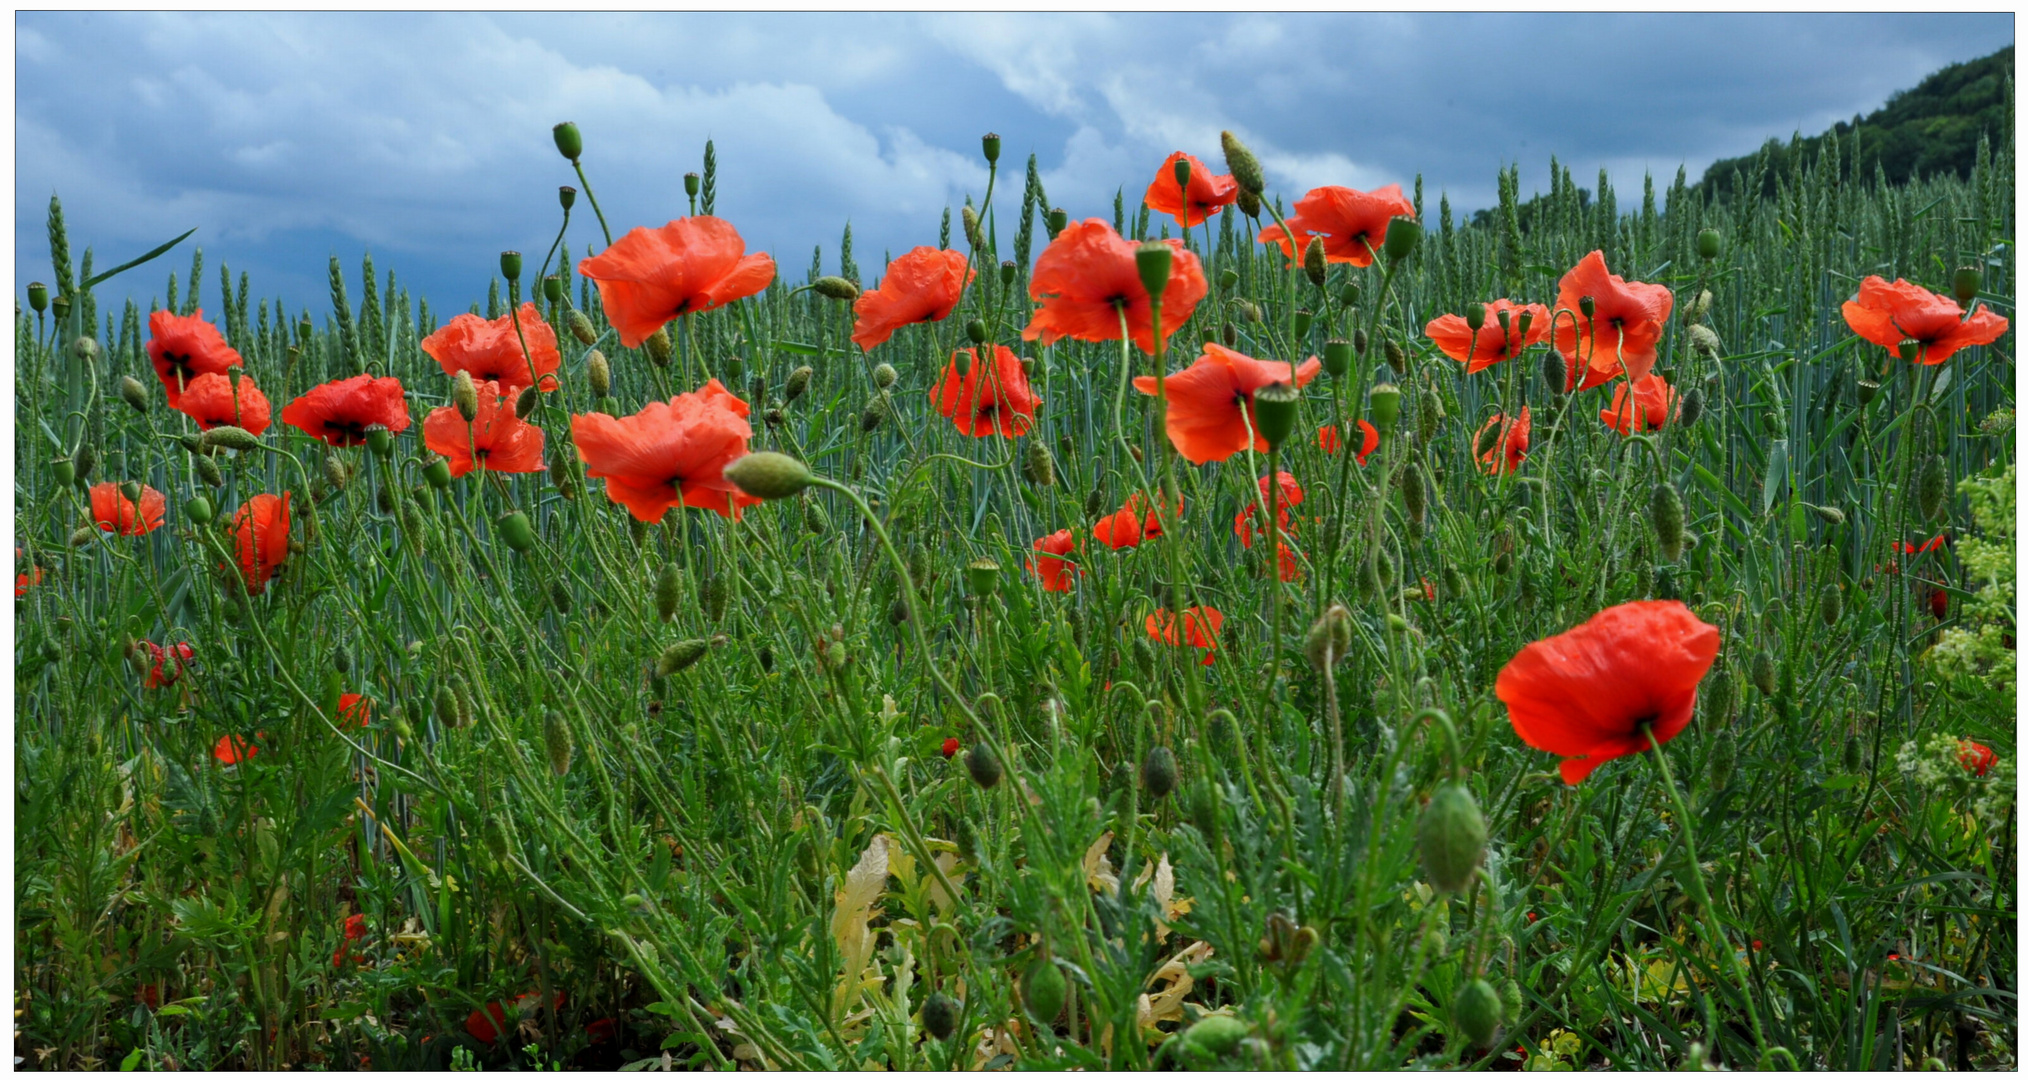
[1319,419,1379,464]
[1552,252,1673,388]
[1419,576,1436,602]
[1841,276,2009,365]
[941,737,961,760]
[146,309,244,406]
[468,1002,510,1044]
[1474,407,1531,474]
[1930,588,1950,620]
[1146,606,1225,665]
[1274,541,1302,583]
[1094,491,1182,550]
[586,1018,619,1045]
[174,371,272,435]
[281,374,411,447]
[1957,738,1998,777]
[1144,151,1238,229]
[419,302,562,393]
[1598,374,1677,435]
[577,217,777,349]
[231,493,291,594]
[1133,343,1323,464]
[1027,528,1078,592]
[931,345,1038,438]
[332,913,369,968]
[1895,535,1950,555]
[89,482,166,536]
[1257,184,1416,267]
[15,547,42,598]
[338,693,370,728]
[571,379,761,522]
[851,246,974,351]
[1023,219,1208,355]
[1235,471,1304,548]
[1426,299,1552,374]
[1495,600,1721,784]
[143,641,194,689]
[213,734,260,765]
[423,381,547,478]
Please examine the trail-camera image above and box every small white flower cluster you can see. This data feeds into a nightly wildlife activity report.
[1930,465,2015,694]
[1895,732,2014,827]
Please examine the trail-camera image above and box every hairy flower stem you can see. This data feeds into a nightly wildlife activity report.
[571,160,614,249]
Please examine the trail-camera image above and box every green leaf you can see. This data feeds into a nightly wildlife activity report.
[82,228,197,290]
[120,1048,145,1071]
[1761,439,1789,515]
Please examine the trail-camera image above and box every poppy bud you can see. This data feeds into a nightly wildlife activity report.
[964,559,1000,599]
[27,282,47,313]
[1539,350,1566,395]
[860,394,890,433]
[1135,242,1173,301]
[203,425,264,453]
[552,121,582,162]
[1237,300,1263,325]
[71,444,96,485]
[1383,216,1421,262]
[1419,389,1443,444]
[1650,481,1684,562]
[1142,744,1178,799]
[1303,237,1327,288]
[569,310,599,348]
[1403,464,1427,525]
[803,499,828,534]
[923,991,961,1041]
[542,275,565,305]
[1819,584,1842,626]
[1303,603,1354,670]
[1855,379,1879,406]
[864,361,896,391]
[423,456,453,489]
[657,637,713,677]
[71,336,100,366]
[1687,323,1723,359]
[717,451,813,504]
[1217,267,1240,292]
[965,740,1003,789]
[1384,339,1406,375]
[1290,309,1314,341]
[1020,953,1067,1026]
[1022,441,1056,487]
[1235,187,1261,220]
[1464,303,1486,331]
[497,510,535,552]
[1353,328,1368,355]
[1807,502,1846,525]
[1251,380,1300,451]
[1916,455,1948,521]
[1677,387,1705,427]
[1322,339,1353,379]
[543,710,573,776]
[644,327,673,368]
[812,276,860,301]
[499,251,522,283]
[118,375,149,413]
[1897,339,1920,364]
[191,454,222,488]
[1748,649,1777,697]
[516,385,540,420]
[1515,309,1534,339]
[1696,228,1723,261]
[1045,207,1068,238]
[962,205,984,250]
[1842,731,1863,773]
[548,579,573,616]
[1950,264,1983,304]
[1221,324,1238,346]
[452,370,479,422]
[435,683,464,730]
[1707,726,1737,789]
[1368,383,1402,432]
[68,526,95,547]
[1419,781,1486,893]
[1220,130,1265,195]
[322,456,353,492]
[1578,296,1596,320]
[956,320,987,349]
[981,131,1001,164]
[1454,978,1502,1049]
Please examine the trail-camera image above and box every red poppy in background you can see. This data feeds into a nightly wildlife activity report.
[586,1018,620,1045]
[1930,587,1951,620]
[1496,600,1721,784]
[1257,184,1416,267]
[1552,251,1674,387]
[338,693,370,728]
[1319,420,1379,464]
[931,346,1038,438]
[1235,471,1303,548]
[281,374,411,447]
[1274,542,1303,583]
[1426,299,1552,374]
[332,913,368,968]
[213,734,260,765]
[1957,738,1998,777]
[1841,276,2009,365]
[1027,529,1078,592]
[1092,491,1181,550]
[1474,407,1531,474]
[146,309,244,405]
[467,1002,510,1044]
[1133,343,1322,464]
[143,641,194,689]
[15,547,41,599]
[941,737,961,760]
[1144,151,1238,229]
[174,371,273,435]
[577,217,777,349]
[1599,374,1678,435]
[1895,535,1950,555]
[89,482,166,536]
[420,302,562,393]
[1023,219,1208,355]
[231,492,292,594]
[571,380,760,522]
[1146,606,1226,665]
[851,246,974,351]
[423,380,546,477]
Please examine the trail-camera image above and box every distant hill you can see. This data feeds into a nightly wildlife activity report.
[1697,45,2013,199]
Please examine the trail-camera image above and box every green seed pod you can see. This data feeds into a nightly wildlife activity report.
[657,638,712,677]
[1322,339,1353,379]
[1383,215,1421,262]
[922,991,960,1041]
[1369,382,1402,431]
[27,282,48,313]
[1403,464,1427,525]
[194,454,224,487]
[724,451,814,500]
[549,580,572,616]
[1184,1014,1249,1059]
[1499,979,1524,1024]
[551,121,583,161]
[965,741,1003,789]
[860,394,890,433]
[1695,228,1723,261]
[1650,481,1685,562]
[1142,745,1178,799]
[333,645,353,675]
[1749,649,1777,697]
[423,456,453,489]
[1952,265,1983,304]
[497,510,535,552]
[1189,778,1221,842]
[1453,978,1502,1049]
[1020,955,1067,1027]
[543,710,574,776]
[1917,455,1948,521]
[1022,440,1056,487]
[1253,380,1300,450]
[185,495,215,524]
[1419,782,1486,894]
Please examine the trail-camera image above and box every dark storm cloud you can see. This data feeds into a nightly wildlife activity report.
[14,12,2011,316]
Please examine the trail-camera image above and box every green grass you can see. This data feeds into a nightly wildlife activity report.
[13,122,2016,1071]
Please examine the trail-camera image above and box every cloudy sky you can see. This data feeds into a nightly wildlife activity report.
[14,12,2013,319]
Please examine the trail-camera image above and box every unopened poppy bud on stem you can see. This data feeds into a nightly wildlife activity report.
[964,319,988,345]
[812,276,860,301]
[872,362,897,389]
[452,371,479,421]
[119,376,149,413]
[202,425,265,453]
[1650,481,1685,562]
[962,205,984,250]
[515,385,540,420]
[185,495,214,524]
[645,327,673,368]
[1696,228,1723,261]
[1253,380,1300,450]
[657,637,715,676]
[569,310,598,346]
[1419,781,1486,893]
[586,350,611,396]
[1540,350,1567,394]
[1303,603,1354,670]
[1303,237,1327,288]
[424,456,453,489]
[194,455,223,487]
[552,122,583,162]
[1220,130,1265,195]
[723,452,815,500]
